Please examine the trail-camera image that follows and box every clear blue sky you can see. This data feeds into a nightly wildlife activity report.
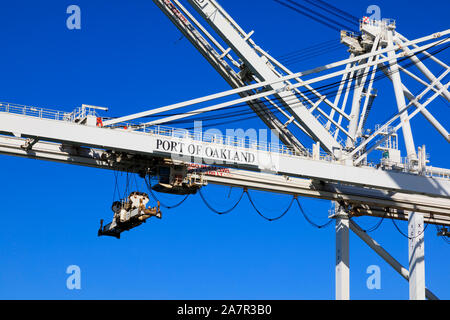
[0,0,448,299]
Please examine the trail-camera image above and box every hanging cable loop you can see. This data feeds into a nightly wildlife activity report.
[390,216,429,240]
[144,176,189,209]
[296,198,333,229]
[199,188,245,215]
[348,210,386,233]
[246,191,295,221]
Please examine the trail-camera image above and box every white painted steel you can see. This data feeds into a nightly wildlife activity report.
[349,220,437,300]
[408,211,426,300]
[336,210,350,300]
[1,112,450,198]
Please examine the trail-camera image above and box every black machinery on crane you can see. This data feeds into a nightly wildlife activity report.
[98,192,161,239]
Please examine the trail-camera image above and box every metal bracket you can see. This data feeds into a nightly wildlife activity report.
[20,138,39,151]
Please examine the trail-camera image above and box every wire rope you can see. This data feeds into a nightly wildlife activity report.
[104,41,449,130]
[296,198,333,228]
[348,211,386,233]
[390,216,430,240]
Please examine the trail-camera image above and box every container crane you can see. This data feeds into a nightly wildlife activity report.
[0,0,449,300]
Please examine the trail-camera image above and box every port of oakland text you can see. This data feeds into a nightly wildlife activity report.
[156,138,257,164]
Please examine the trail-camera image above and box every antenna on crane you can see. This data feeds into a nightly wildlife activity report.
[81,104,109,112]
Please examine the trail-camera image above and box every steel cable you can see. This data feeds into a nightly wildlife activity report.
[276,39,338,60]
[435,225,450,244]
[106,41,449,130]
[313,0,359,22]
[296,198,333,228]
[245,191,295,221]
[390,216,430,240]
[158,41,450,128]
[298,0,359,27]
[348,211,386,233]
[274,0,358,33]
[144,176,190,209]
[198,188,245,215]
[279,44,344,66]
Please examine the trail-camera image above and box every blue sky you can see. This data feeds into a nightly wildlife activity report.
[0,0,449,299]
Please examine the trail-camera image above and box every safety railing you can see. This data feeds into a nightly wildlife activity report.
[0,102,99,123]
[424,167,450,180]
[2,101,448,180]
[0,102,71,121]
[0,102,382,166]
[0,102,297,157]
[360,18,396,29]
[64,106,98,122]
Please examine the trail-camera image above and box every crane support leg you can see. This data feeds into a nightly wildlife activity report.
[408,211,426,300]
[349,219,438,300]
[335,209,350,300]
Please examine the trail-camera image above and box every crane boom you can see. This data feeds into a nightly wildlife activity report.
[1,133,449,226]
[0,106,449,198]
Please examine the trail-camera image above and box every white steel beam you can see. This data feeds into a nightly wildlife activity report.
[253,45,351,121]
[349,219,437,300]
[186,0,342,154]
[335,208,350,300]
[378,62,450,142]
[150,0,306,153]
[356,59,379,137]
[139,39,448,137]
[1,133,449,216]
[169,0,232,62]
[386,53,449,97]
[348,208,450,227]
[397,32,449,69]
[334,63,356,140]
[315,106,352,139]
[395,37,450,102]
[295,31,450,80]
[1,112,450,197]
[102,35,449,129]
[408,211,426,300]
[346,65,365,147]
[107,3,448,153]
[326,58,353,131]
[347,37,381,147]
[262,96,313,140]
[349,70,450,163]
[386,30,417,161]
[354,80,450,164]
